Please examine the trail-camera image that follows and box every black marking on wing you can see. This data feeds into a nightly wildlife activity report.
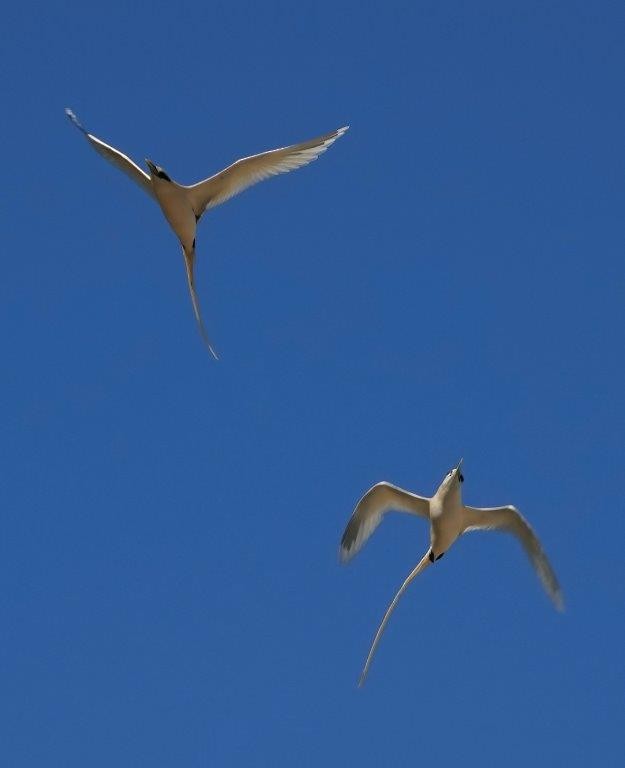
[340,515,361,555]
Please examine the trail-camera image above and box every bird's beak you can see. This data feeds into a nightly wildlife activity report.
[456,458,464,472]
[145,159,156,174]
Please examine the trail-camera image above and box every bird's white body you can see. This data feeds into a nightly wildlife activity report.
[429,488,463,557]
[339,460,563,686]
[150,176,197,253]
[65,108,348,358]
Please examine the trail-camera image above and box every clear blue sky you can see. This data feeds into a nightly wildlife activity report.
[2,1,624,765]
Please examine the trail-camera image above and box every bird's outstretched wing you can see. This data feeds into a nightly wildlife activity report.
[65,108,155,199]
[359,550,432,687]
[185,126,349,219]
[462,505,564,610]
[181,247,218,360]
[340,482,430,563]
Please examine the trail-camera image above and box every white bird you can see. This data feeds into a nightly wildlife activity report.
[340,460,563,686]
[65,108,348,358]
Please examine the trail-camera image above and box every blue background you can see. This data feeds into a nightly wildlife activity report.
[2,1,624,765]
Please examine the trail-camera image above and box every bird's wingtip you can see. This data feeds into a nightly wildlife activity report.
[65,107,87,135]
[554,593,565,612]
[339,544,353,564]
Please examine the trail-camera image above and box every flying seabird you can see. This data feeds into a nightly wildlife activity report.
[65,108,348,358]
[340,460,564,686]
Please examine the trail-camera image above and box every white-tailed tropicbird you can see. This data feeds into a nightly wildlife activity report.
[65,108,348,358]
[340,460,564,686]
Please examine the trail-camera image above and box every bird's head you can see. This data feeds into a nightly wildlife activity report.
[439,458,464,493]
[145,159,171,181]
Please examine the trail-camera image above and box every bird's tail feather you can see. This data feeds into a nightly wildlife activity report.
[359,550,432,687]
[182,247,219,360]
